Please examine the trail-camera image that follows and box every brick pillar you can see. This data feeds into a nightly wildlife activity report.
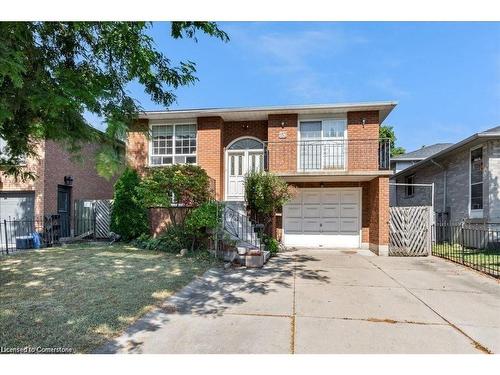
[126,119,149,176]
[369,176,389,256]
[197,116,224,200]
[267,114,298,173]
[347,111,380,171]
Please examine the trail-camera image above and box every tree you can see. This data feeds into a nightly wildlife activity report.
[0,22,228,180]
[245,172,297,234]
[379,124,405,156]
[110,167,149,240]
[137,164,213,226]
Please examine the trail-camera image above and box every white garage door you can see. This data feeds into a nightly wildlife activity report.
[0,192,35,221]
[283,188,361,248]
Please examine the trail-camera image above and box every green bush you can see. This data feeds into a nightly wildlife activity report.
[138,164,213,210]
[111,167,149,240]
[245,171,297,232]
[262,234,279,255]
[185,201,223,238]
[133,225,192,253]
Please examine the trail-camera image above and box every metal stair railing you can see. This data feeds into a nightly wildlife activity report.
[222,205,262,250]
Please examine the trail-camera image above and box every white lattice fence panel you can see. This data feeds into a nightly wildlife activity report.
[94,200,112,239]
[389,206,430,256]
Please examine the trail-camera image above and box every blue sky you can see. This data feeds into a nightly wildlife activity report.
[94,22,500,152]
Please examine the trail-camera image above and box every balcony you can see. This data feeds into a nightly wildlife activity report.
[263,138,391,175]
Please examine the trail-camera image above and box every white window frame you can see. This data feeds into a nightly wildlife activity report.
[469,145,484,219]
[148,120,198,167]
[297,117,348,171]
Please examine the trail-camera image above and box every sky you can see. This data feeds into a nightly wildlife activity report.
[91,22,500,152]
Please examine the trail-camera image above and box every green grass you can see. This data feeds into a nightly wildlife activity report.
[432,244,500,274]
[0,243,219,353]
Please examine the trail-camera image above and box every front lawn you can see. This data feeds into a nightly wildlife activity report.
[0,243,219,353]
[432,244,500,275]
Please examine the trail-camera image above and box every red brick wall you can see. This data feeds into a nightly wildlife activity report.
[197,116,224,200]
[267,114,298,173]
[0,141,45,216]
[149,207,190,237]
[347,111,380,171]
[126,119,149,174]
[368,176,389,246]
[43,140,117,217]
[223,120,268,147]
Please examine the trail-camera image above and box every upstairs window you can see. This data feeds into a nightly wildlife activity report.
[470,147,483,211]
[150,124,197,166]
[405,174,415,197]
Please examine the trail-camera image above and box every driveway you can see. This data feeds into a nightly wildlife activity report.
[98,249,500,354]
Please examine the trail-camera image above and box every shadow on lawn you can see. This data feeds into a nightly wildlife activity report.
[0,244,216,353]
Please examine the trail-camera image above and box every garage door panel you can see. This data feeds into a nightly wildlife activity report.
[321,190,340,204]
[284,205,301,218]
[341,191,359,204]
[0,192,35,221]
[340,204,358,218]
[303,220,320,233]
[283,188,360,248]
[284,219,301,233]
[303,205,321,218]
[322,219,340,233]
[321,205,339,218]
[302,191,320,204]
[340,218,358,233]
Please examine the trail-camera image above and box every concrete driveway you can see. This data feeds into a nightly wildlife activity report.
[98,249,500,354]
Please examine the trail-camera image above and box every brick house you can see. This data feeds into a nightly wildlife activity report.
[392,126,500,225]
[127,102,396,255]
[0,138,120,235]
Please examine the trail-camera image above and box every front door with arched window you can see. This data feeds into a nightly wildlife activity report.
[225,137,264,201]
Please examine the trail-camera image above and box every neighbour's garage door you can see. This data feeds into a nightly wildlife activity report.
[0,192,35,222]
[283,188,361,248]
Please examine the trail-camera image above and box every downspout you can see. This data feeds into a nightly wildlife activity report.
[430,158,447,213]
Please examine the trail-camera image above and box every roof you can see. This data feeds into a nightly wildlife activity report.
[393,125,500,179]
[391,143,454,161]
[139,101,397,123]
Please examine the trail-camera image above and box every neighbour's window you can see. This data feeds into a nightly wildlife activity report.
[150,124,197,166]
[405,174,415,197]
[470,147,483,210]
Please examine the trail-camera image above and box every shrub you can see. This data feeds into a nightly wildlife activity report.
[133,225,192,253]
[137,164,213,226]
[245,171,297,232]
[262,234,280,255]
[185,201,222,237]
[110,167,149,240]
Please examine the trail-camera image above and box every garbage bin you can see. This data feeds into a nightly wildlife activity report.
[16,236,34,249]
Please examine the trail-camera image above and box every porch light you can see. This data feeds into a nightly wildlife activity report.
[281,121,286,129]
[362,118,366,127]
[64,175,74,185]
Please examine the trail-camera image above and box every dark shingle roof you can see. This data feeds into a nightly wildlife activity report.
[391,143,454,160]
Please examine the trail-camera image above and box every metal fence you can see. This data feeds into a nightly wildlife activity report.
[0,214,96,255]
[432,223,500,278]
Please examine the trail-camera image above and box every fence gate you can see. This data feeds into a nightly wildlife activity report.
[389,206,431,256]
[74,199,112,239]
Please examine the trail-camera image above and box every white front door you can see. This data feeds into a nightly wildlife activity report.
[226,150,264,201]
[283,188,361,248]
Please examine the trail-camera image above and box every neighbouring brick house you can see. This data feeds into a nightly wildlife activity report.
[127,102,396,255]
[0,137,120,236]
[392,126,500,225]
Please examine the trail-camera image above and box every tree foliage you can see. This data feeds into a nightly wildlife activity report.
[245,172,297,232]
[0,22,228,180]
[379,124,405,156]
[137,164,213,225]
[110,167,149,240]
